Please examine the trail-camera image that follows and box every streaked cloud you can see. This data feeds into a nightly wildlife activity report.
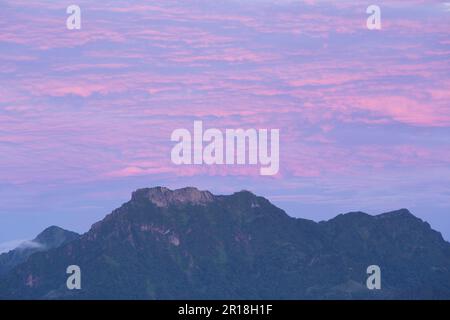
[1,0,450,240]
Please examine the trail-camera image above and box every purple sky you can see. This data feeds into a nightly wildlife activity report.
[1,0,450,250]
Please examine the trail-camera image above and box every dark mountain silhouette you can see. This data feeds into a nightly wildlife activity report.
[0,226,79,276]
[0,187,449,299]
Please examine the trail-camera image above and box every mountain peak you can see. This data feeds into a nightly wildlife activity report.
[131,186,214,207]
[376,208,415,219]
[35,225,68,238]
[0,226,79,276]
[233,190,257,197]
[328,209,419,224]
[341,211,371,218]
[33,226,80,249]
[325,211,371,223]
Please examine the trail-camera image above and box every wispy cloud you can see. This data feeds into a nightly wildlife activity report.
[1,0,450,239]
[0,239,27,254]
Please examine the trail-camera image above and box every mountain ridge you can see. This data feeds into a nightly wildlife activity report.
[0,186,449,299]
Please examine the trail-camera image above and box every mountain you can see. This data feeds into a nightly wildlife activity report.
[0,187,449,299]
[0,226,79,276]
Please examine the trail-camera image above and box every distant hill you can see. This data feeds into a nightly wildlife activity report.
[0,226,79,276]
[0,187,449,299]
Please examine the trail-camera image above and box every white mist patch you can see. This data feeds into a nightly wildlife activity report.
[16,240,46,251]
[171,121,280,176]
[0,239,28,254]
[0,239,45,254]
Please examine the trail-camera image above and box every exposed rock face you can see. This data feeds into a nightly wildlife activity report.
[131,187,214,207]
[1,187,449,300]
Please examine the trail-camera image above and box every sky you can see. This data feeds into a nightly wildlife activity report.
[0,0,450,251]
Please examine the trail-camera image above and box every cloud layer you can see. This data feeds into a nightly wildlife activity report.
[1,0,449,240]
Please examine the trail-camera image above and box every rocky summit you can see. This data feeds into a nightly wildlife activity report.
[0,187,449,299]
[131,186,215,207]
